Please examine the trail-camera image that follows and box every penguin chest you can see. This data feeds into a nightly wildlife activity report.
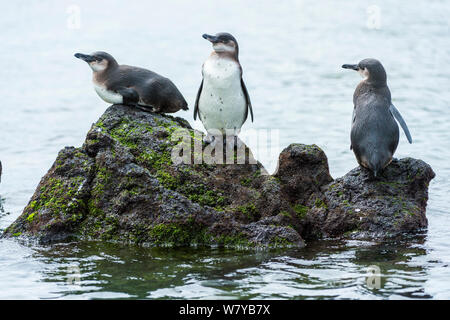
[93,84,123,104]
[199,58,246,132]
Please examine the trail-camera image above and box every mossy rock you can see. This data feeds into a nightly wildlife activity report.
[2,105,304,248]
[2,105,434,247]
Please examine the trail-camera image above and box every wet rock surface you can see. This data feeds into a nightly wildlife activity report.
[2,105,435,248]
[301,158,435,240]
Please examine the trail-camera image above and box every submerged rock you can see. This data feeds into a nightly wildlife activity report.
[2,105,435,247]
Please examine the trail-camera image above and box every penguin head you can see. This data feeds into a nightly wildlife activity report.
[202,33,239,56]
[342,58,387,85]
[74,51,118,72]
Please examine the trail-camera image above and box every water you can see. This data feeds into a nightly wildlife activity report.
[0,0,449,299]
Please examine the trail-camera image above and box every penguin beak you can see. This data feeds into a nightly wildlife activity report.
[74,53,96,63]
[202,34,220,43]
[342,64,359,71]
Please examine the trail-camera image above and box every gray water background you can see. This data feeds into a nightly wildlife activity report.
[0,0,449,299]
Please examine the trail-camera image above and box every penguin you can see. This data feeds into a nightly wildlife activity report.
[74,51,188,113]
[194,33,253,145]
[342,58,412,177]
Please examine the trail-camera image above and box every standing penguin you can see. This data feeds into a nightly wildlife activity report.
[75,51,188,113]
[342,58,412,177]
[194,33,253,145]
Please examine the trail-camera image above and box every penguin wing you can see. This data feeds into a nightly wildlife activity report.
[350,107,356,150]
[193,79,203,121]
[241,78,254,122]
[389,104,412,143]
[115,87,139,105]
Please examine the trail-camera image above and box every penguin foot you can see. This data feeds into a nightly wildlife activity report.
[209,139,218,148]
[133,104,155,113]
[203,134,216,145]
[360,167,381,181]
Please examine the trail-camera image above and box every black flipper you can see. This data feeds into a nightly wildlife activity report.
[116,87,140,106]
[193,79,203,121]
[390,104,412,144]
[241,78,254,122]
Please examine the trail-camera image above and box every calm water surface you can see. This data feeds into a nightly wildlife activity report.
[0,0,449,299]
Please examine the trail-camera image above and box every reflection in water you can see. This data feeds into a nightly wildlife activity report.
[20,237,431,300]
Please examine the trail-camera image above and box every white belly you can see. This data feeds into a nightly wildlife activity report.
[198,57,246,134]
[94,84,123,104]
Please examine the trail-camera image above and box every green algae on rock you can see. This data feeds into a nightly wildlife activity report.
[2,105,435,247]
[300,158,435,240]
[2,105,303,248]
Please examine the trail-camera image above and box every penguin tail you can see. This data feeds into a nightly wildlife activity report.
[370,162,381,179]
[179,99,189,111]
[368,151,384,179]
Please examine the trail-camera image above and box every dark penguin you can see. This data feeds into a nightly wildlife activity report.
[194,33,253,146]
[342,58,412,177]
[74,51,188,113]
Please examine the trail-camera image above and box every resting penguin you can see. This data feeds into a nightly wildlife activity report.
[74,51,188,113]
[342,58,412,177]
[194,33,253,146]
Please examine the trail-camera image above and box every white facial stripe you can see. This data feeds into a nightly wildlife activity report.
[213,43,235,53]
[358,67,369,79]
[89,60,107,72]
